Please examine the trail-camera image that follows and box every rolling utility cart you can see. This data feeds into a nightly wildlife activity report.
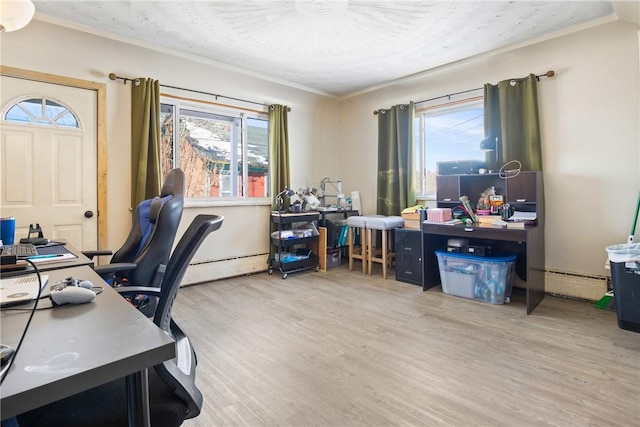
[268,211,320,279]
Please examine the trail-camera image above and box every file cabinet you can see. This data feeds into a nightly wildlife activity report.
[395,228,422,286]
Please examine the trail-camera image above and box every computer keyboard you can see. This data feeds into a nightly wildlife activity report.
[1,243,38,257]
[0,243,38,265]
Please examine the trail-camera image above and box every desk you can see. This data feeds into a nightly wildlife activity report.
[422,222,545,314]
[0,243,94,278]
[0,265,175,426]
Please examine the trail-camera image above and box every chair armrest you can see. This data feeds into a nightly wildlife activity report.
[115,286,162,298]
[82,250,113,260]
[93,262,138,276]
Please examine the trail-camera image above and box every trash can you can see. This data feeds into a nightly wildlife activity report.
[606,243,640,333]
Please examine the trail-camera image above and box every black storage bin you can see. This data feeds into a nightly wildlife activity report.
[610,261,640,333]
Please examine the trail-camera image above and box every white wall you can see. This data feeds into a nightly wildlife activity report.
[2,18,638,296]
[332,20,640,285]
[0,19,329,267]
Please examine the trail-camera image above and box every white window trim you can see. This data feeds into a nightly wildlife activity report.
[160,96,269,202]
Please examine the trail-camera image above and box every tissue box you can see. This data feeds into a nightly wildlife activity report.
[427,208,452,223]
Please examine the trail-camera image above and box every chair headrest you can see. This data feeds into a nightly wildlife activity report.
[137,195,172,256]
[148,195,171,225]
[160,168,185,198]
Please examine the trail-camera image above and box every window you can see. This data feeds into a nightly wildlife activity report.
[160,99,269,200]
[3,97,80,128]
[415,99,485,198]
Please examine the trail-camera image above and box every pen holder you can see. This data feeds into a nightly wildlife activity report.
[500,203,513,221]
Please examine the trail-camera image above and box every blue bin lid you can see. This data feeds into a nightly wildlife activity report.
[435,249,516,263]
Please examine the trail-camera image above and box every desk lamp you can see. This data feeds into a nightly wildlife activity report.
[275,187,295,211]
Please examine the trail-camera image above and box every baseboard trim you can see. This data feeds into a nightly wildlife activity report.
[183,254,268,285]
[544,270,607,301]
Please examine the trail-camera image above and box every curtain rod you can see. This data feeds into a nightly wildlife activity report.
[108,73,289,110]
[373,70,555,115]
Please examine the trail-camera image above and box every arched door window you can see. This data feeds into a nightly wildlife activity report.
[2,96,80,129]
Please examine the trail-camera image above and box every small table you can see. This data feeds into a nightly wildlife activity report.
[0,265,175,426]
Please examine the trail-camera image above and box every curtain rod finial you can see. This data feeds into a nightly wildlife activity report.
[108,73,117,81]
[546,70,555,78]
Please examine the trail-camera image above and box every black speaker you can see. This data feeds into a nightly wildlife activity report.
[395,228,422,286]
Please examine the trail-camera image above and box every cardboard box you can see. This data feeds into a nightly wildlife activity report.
[402,211,423,229]
[401,212,421,221]
[404,219,421,229]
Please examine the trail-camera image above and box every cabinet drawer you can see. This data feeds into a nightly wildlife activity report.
[506,172,536,203]
[436,175,459,202]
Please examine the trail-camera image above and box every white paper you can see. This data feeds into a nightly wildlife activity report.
[509,211,537,221]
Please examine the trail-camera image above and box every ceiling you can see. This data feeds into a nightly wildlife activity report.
[32,1,624,97]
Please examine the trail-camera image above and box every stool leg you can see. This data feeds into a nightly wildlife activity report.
[367,228,373,275]
[360,227,367,274]
[348,227,354,271]
[382,230,388,279]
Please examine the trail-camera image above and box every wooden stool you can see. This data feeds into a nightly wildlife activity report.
[347,216,368,273]
[366,216,404,279]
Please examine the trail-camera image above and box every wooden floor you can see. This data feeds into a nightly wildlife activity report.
[175,263,640,427]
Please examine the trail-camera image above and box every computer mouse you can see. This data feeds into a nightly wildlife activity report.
[0,344,15,367]
[50,286,96,306]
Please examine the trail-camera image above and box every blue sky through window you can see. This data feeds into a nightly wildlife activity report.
[424,106,485,173]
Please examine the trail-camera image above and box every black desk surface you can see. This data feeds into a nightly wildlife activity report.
[0,243,94,277]
[0,265,176,419]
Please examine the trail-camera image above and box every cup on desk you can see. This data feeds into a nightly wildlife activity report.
[0,217,16,245]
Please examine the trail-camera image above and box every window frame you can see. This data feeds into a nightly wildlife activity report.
[415,96,485,200]
[2,95,82,129]
[160,96,270,206]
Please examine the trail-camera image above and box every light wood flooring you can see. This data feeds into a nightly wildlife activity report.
[174,263,640,427]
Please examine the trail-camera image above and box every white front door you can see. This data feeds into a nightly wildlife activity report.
[0,76,98,250]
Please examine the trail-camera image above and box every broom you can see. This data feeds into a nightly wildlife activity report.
[595,191,640,310]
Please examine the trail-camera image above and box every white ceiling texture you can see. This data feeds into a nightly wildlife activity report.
[32,1,628,97]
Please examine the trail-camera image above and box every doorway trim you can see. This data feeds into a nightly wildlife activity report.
[0,66,108,250]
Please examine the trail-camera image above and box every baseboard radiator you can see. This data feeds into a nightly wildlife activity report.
[182,253,269,286]
[182,255,609,301]
[543,269,608,301]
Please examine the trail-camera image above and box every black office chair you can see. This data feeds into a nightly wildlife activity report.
[17,214,224,427]
[85,168,185,291]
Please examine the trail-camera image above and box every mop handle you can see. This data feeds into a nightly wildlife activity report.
[629,191,640,243]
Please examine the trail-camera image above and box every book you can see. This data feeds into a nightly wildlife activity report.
[476,215,500,224]
[28,252,77,264]
[506,221,535,229]
[509,211,537,221]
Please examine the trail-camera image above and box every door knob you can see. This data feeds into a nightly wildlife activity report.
[84,210,94,218]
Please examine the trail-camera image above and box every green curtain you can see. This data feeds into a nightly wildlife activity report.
[484,74,543,171]
[131,78,162,209]
[376,102,416,216]
[269,104,291,209]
